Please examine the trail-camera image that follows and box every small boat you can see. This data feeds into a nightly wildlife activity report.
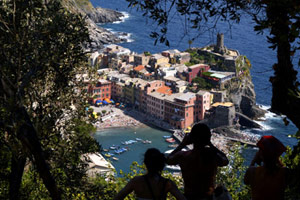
[112,157,119,161]
[142,140,152,144]
[122,140,137,145]
[103,148,109,152]
[105,153,114,158]
[110,145,119,150]
[168,144,178,148]
[166,138,175,143]
[114,147,128,154]
[163,135,171,139]
[135,138,142,141]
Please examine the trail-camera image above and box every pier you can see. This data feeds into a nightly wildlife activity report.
[173,129,257,149]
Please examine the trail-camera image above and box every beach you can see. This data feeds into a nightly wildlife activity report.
[91,105,258,154]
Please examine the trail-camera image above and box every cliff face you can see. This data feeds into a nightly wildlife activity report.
[225,73,266,120]
[63,0,124,49]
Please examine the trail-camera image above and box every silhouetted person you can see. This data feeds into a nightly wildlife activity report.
[114,148,186,200]
[244,135,287,200]
[167,123,229,200]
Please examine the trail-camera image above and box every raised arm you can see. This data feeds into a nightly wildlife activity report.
[114,179,135,200]
[166,133,190,165]
[209,142,229,166]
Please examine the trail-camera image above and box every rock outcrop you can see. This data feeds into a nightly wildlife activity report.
[225,75,266,120]
[88,7,124,24]
[63,0,124,49]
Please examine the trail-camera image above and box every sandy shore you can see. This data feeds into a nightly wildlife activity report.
[92,106,147,130]
[92,105,258,153]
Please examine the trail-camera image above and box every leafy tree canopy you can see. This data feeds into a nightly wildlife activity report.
[0,0,99,199]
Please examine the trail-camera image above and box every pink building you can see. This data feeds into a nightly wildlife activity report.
[147,92,166,120]
[185,64,210,83]
[88,80,112,104]
[164,92,196,129]
[194,90,211,122]
[141,80,166,112]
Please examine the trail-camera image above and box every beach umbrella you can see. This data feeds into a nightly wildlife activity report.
[104,98,111,103]
[103,100,108,105]
[110,99,115,104]
[95,100,102,105]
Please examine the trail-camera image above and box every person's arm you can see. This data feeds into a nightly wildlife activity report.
[250,151,262,166]
[209,142,229,166]
[166,133,191,165]
[167,180,187,200]
[114,178,135,200]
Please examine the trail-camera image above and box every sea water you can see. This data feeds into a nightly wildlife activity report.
[91,0,299,171]
[94,126,172,173]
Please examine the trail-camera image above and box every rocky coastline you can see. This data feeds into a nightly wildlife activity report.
[64,0,129,49]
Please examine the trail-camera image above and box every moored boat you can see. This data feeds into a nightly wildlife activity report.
[168,144,178,148]
[110,145,119,150]
[112,157,119,161]
[105,153,114,158]
[142,140,152,144]
[166,138,175,143]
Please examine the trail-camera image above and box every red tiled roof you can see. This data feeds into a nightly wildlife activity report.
[157,86,172,95]
[134,65,145,71]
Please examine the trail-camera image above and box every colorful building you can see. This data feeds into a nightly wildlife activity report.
[164,92,196,129]
[194,90,212,122]
[88,80,112,104]
[185,64,210,83]
[147,92,166,120]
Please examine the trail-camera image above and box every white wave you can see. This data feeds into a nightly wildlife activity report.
[257,104,271,111]
[254,120,274,131]
[257,104,281,121]
[114,32,134,43]
[113,11,130,24]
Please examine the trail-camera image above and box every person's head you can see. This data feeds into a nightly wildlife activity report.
[189,123,211,146]
[144,148,166,174]
[257,135,286,167]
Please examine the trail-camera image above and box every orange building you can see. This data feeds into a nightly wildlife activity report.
[88,79,112,104]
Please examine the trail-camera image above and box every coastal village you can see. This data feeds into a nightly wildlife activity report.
[82,34,261,175]
[86,34,256,131]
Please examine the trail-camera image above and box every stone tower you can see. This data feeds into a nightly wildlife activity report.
[214,33,227,54]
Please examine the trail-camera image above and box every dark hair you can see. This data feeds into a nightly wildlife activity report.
[189,123,211,146]
[144,148,166,174]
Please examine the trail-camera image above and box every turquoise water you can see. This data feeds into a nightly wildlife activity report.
[94,126,173,173]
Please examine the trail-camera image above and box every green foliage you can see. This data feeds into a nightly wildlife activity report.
[282,145,300,200]
[216,144,251,200]
[192,77,214,90]
[185,49,206,66]
[144,51,152,56]
[0,0,100,199]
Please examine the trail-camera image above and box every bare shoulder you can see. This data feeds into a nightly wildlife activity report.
[131,175,144,183]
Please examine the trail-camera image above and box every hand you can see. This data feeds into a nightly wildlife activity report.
[181,133,191,146]
[251,151,262,166]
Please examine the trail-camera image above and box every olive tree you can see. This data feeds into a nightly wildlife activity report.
[0,0,99,199]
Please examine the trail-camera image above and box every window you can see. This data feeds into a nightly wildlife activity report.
[102,94,104,97]
[106,88,109,91]
[102,89,105,92]
[106,94,109,97]
[186,113,188,117]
